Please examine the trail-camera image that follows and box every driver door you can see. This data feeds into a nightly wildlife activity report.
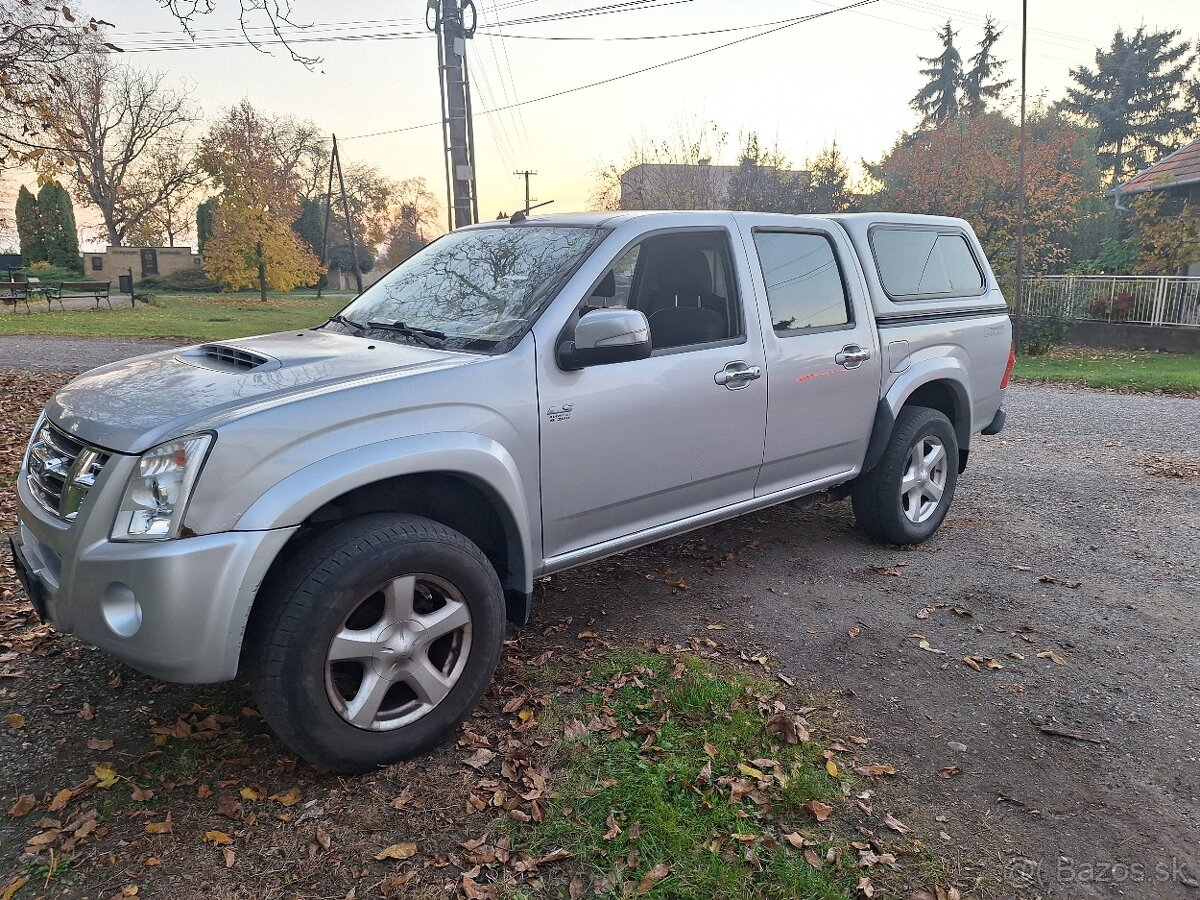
[537,226,768,560]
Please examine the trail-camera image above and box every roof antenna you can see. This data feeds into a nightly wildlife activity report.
[510,199,555,224]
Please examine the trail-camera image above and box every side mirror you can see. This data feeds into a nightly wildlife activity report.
[557,308,652,370]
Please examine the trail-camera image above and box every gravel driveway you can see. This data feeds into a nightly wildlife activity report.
[549,382,1200,898]
[0,335,183,371]
[0,342,1196,897]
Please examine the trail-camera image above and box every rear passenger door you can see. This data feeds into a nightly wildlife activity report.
[738,221,882,495]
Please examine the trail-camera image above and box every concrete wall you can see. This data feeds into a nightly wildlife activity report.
[86,247,201,279]
[1063,320,1200,354]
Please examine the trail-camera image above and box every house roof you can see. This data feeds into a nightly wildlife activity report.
[1114,139,1200,195]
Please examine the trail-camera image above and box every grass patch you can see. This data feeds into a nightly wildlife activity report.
[1014,348,1200,394]
[0,292,351,341]
[504,651,853,899]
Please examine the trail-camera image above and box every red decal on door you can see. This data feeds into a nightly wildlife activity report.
[795,369,843,383]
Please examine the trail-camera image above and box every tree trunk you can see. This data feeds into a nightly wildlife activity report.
[257,241,267,302]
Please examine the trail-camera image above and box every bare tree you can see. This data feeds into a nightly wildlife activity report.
[156,0,320,66]
[0,2,113,167]
[123,143,206,246]
[39,55,199,246]
[591,120,728,211]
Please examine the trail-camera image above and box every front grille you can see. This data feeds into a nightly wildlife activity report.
[25,422,109,522]
[199,344,269,371]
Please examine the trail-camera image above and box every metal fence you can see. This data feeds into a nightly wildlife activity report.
[1023,275,1200,328]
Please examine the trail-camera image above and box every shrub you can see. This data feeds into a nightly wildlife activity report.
[137,269,223,292]
[29,260,52,270]
[1086,291,1134,321]
[1021,312,1071,356]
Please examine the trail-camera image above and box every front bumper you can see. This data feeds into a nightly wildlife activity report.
[13,469,296,683]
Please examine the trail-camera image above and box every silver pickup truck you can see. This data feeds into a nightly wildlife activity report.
[11,211,1012,771]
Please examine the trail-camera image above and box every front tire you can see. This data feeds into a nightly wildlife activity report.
[852,406,958,545]
[250,514,505,773]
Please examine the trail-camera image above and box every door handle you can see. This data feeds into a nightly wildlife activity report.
[714,361,762,390]
[835,344,872,369]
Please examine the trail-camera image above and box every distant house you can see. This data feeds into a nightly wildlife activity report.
[1111,139,1200,276]
[86,246,202,280]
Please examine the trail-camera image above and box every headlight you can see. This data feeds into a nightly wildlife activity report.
[111,435,213,541]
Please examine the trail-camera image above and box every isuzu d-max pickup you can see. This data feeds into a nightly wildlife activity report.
[12,211,1012,771]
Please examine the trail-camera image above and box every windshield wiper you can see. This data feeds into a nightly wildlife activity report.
[326,313,366,333]
[365,321,446,349]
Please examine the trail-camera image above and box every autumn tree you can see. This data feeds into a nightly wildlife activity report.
[0,2,111,167]
[1129,190,1200,275]
[962,18,1012,116]
[871,110,1095,290]
[199,100,322,299]
[380,177,440,269]
[1063,27,1198,185]
[911,21,963,127]
[38,55,200,246]
[124,144,205,247]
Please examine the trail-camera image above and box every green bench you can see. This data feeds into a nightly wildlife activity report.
[49,281,112,310]
[0,280,31,314]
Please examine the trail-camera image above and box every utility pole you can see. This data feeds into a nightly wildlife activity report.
[428,0,478,231]
[332,135,364,295]
[514,169,537,214]
[1013,0,1028,355]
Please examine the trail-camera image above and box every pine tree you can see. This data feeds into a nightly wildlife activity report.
[962,17,1013,116]
[15,186,47,264]
[806,141,854,213]
[196,199,217,252]
[911,21,963,127]
[36,184,81,271]
[1063,27,1198,185]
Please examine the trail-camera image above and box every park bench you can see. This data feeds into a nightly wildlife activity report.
[0,280,31,314]
[49,281,112,310]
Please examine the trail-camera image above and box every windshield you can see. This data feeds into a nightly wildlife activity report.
[329,225,607,352]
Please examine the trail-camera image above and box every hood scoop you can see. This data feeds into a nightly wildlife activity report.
[178,344,279,374]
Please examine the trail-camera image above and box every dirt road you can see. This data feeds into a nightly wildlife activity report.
[1,352,1196,897]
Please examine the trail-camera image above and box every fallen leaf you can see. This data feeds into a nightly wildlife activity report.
[637,863,671,894]
[374,842,417,861]
[738,763,766,780]
[86,738,114,751]
[269,787,301,807]
[917,639,946,655]
[48,788,72,811]
[4,714,25,728]
[464,748,496,770]
[197,784,213,799]
[94,764,118,788]
[603,811,622,840]
[203,830,232,845]
[461,875,496,900]
[131,785,154,802]
[239,786,262,801]
[144,814,172,835]
[804,848,823,868]
[7,795,35,818]
[938,766,962,778]
[848,626,861,638]
[883,812,912,834]
[1037,649,1067,666]
[806,800,833,822]
[0,877,29,900]
[825,759,839,778]
[316,824,332,851]
[854,763,897,777]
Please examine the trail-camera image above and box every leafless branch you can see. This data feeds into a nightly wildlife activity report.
[155,0,321,67]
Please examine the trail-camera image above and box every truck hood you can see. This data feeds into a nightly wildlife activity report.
[47,330,483,454]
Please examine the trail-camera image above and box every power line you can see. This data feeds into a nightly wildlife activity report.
[344,0,886,142]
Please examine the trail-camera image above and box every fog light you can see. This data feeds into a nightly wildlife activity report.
[101,582,142,637]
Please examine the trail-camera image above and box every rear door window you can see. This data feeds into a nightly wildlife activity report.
[752,231,851,332]
[870,227,984,299]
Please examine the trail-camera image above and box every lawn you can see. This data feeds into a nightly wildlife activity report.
[0,292,352,341]
[1014,348,1200,394]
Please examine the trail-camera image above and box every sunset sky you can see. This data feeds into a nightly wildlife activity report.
[3,0,1198,248]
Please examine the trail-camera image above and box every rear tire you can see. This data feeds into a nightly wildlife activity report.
[249,514,505,773]
[852,406,958,545]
